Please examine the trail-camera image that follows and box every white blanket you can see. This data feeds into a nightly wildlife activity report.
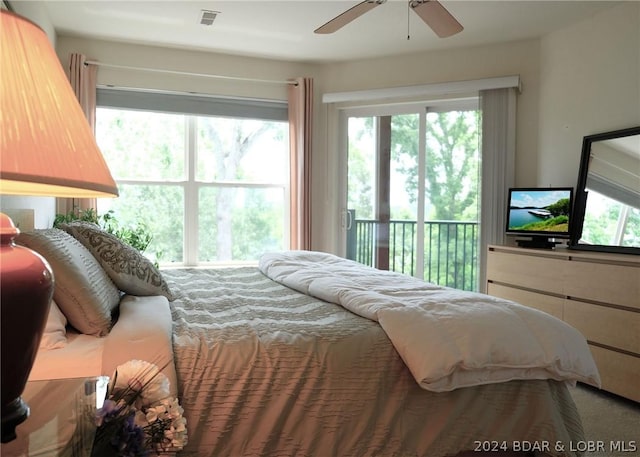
[259,250,601,392]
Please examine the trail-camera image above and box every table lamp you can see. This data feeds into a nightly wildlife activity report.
[0,10,118,442]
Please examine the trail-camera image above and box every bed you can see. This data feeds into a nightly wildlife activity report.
[18,224,601,457]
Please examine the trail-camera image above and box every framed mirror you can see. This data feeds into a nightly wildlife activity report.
[570,126,640,254]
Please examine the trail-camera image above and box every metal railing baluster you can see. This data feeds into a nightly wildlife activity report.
[348,218,479,291]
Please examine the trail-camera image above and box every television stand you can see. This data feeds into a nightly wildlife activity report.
[515,238,559,249]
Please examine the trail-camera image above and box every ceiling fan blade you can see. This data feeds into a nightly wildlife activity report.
[410,0,463,38]
[315,0,387,34]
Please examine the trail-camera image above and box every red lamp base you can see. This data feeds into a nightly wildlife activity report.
[0,214,54,443]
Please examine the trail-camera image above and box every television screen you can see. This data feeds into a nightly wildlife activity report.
[506,187,573,240]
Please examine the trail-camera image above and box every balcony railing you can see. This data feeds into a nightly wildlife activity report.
[347,215,479,291]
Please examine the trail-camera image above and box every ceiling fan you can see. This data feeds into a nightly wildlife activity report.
[314,0,463,38]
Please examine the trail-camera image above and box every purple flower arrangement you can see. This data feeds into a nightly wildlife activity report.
[92,360,187,457]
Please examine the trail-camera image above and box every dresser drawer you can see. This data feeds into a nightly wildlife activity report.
[486,249,565,295]
[588,345,640,402]
[487,283,564,319]
[564,259,640,309]
[564,300,640,355]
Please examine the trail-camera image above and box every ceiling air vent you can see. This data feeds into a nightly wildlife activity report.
[199,10,219,26]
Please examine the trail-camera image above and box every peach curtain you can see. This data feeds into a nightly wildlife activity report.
[287,77,313,250]
[56,53,99,216]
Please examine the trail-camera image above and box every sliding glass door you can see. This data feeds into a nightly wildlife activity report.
[344,100,481,291]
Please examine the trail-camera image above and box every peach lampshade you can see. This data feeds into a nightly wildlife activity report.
[0,9,117,443]
[0,10,118,198]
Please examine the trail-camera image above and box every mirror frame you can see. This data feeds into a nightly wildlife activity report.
[570,125,640,255]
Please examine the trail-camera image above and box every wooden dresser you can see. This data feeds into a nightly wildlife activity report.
[486,244,640,402]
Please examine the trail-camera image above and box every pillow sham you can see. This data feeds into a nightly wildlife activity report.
[59,221,174,301]
[17,228,120,336]
[39,300,67,350]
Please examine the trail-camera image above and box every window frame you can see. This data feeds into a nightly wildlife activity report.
[96,88,290,266]
[341,98,481,290]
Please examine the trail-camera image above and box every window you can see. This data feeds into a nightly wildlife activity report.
[95,89,289,266]
[344,100,481,291]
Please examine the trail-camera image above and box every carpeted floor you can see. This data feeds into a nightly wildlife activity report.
[569,384,640,456]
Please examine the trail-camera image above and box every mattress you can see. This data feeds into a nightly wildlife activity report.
[163,266,586,457]
[28,295,178,397]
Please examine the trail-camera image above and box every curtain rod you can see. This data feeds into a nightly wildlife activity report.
[84,60,297,86]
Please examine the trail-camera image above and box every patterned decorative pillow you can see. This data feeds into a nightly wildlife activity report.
[17,228,121,336]
[59,221,175,301]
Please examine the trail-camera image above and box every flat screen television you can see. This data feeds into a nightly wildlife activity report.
[505,187,573,249]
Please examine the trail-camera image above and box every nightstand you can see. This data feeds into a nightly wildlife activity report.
[0,376,109,457]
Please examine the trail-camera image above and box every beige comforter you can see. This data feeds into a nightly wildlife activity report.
[164,266,585,457]
[259,251,600,392]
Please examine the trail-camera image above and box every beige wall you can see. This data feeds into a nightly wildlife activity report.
[315,39,541,251]
[538,1,640,187]
[7,0,56,44]
[317,2,638,251]
[54,38,317,102]
[5,2,638,251]
[319,38,541,187]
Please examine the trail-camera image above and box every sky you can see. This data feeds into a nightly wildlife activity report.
[510,189,571,208]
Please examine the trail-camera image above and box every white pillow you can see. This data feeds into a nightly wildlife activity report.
[39,300,67,350]
[17,228,121,336]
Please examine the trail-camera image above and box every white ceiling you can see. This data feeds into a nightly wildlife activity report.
[30,0,621,64]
